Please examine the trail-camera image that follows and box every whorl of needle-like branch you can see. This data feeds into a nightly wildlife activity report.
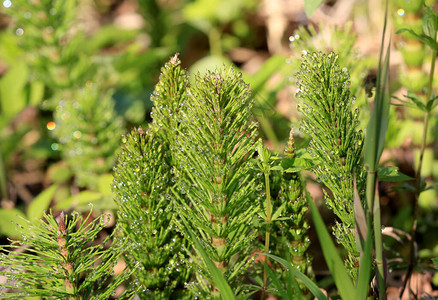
[113,127,190,299]
[297,52,365,279]
[173,66,260,297]
[0,211,132,299]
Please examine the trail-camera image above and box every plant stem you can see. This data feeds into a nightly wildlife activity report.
[208,27,223,57]
[0,144,7,201]
[261,170,271,300]
[400,48,436,298]
[366,169,386,299]
[373,181,385,300]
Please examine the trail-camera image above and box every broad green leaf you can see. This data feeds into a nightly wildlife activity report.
[181,218,235,300]
[29,81,45,106]
[98,173,114,195]
[377,166,414,182]
[282,157,313,172]
[27,184,59,221]
[54,191,102,210]
[265,253,328,300]
[304,0,323,17]
[0,61,28,118]
[0,208,28,238]
[273,149,317,172]
[306,192,356,299]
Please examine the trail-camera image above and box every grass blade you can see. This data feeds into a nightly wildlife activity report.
[356,223,373,299]
[181,218,235,300]
[306,192,356,300]
[364,1,391,172]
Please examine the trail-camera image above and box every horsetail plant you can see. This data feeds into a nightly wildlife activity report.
[149,54,189,149]
[255,142,273,299]
[0,211,133,299]
[113,127,190,299]
[277,129,313,280]
[53,85,124,189]
[171,66,261,298]
[296,52,366,279]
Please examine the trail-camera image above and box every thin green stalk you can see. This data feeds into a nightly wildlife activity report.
[372,179,385,300]
[366,170,386,300]
[400,47,436,298]
[0,144,7,201]
[262,170,272,300]
[208,27,223,57]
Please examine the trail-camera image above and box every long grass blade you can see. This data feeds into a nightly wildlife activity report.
[364,1,391,173]
[306,192,356,300]
[356,224,373,299]
[181,218,235,300]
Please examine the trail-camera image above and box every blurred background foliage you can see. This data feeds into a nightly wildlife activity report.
[0,0,437,296]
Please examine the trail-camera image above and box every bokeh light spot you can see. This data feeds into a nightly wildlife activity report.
[397,8,405,16]
[47,121,56,130]
[73,131,82,139]
[51,143,59,151]
[3,0,12,8]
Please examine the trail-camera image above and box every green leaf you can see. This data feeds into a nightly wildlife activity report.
[0,208,28,238]
[377,166,414,182]
[356,225,373,300]
[242,55,286,94]
[181,218,235,300]
[353,177,367,253]
[29,81,45,106]
[364,38,391,172]
[271,201,287,222]
[97,173,114,195]
[54,191,102,210]
[0,61,28,118]
[265,254,328,300]
[423,5,438,40]
[280,157,313,173]
[304,0,323,17]
[396,28,438,50]
[306,192,356,299]
[27,184,59,221]
[426,95,438,111]
[273,149,317,172]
